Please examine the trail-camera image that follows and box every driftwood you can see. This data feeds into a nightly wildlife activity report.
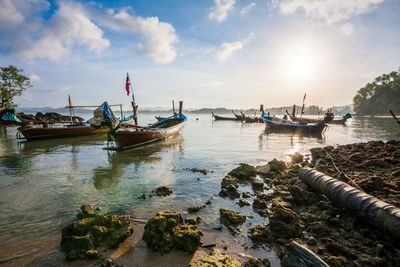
[299,168,400,241]
[282,241,328,267]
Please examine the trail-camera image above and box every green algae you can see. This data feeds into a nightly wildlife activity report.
[228,164,256,182]
[189,253,242,267]
[219,209,246,233]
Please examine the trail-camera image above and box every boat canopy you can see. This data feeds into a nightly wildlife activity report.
[88,102,119,128]
[0,108,21,123]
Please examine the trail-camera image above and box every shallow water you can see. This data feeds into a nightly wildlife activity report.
[0,113,399,265]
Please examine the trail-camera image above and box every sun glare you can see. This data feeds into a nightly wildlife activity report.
[287,55,312,79]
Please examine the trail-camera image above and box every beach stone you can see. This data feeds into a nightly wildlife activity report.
[219,209,246,233]
[248,225,273,244]
[190,254,242,267]
[251,179,264,192]
[291,152,304,164]
[221,175,239,188]
[219,184,241,199]
[185,216,202,225]
[269,202,304,240]
[228,163,257,182]
[268,159,287,173]
[245,256,271,267]
[142,211,202,253]
[61,214,134,260]
[173,224,203,253]
[242,191,252,198]
[238,198,252,207]
[153,186,173,196]
[188,205,206,213]
[256,164,271,176]
[77,204,101,220]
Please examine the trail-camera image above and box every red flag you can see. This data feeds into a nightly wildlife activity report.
[125,73,131,96]
[303,93,306,102]
[68,95,72,107]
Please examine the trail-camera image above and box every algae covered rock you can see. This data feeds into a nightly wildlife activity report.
[251,179,264,192]
[220,209,246,232]
[238,198,252,207]
[77,204,101,220]
[153,186,173,196]
[269,202,304,240]
[268,159,287,173]
[221,175,239,188]
[142,211,203,253]
[61,213,134,260]
[245,256,271,267]
[173,224,203,253]
[219,184,241,199]
[248,225,273,244]
[228,164,257,182]
[290,152,304,164]
[188,205,206,213]
[190,253,242,267]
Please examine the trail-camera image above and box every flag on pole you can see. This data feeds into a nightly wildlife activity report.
[303,93,306,102]
[125,73,131,96]
[68,94,72,107]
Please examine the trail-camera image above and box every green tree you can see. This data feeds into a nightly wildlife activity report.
[353,69,400,115]
[0,65,31,108]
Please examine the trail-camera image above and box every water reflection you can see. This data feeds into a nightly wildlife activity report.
[92,135,184,189]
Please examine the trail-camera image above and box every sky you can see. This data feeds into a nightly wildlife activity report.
[1,0,399,109]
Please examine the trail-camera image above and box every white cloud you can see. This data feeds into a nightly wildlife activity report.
[209,0,235,23]
[0,0,24,28]
[29,74,41,82]
[340,23,355,36]
[96,10,178,63]
[200,80,226,88]
[18,2,110,62]
[241,2,256,16]
[274,0,383,25]
[215,32,254,61]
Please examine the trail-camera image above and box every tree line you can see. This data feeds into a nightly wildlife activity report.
[353,69,400,115]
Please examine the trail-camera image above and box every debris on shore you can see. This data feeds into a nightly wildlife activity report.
[184,168,214,175]
[60,204,134,260]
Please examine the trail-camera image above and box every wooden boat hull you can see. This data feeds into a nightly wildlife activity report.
[155,116,166,121]
[17,125,110,140]
[212,112,239,121]
[111,121,185,150]
[263,118,326,135]
[326,117,348,124]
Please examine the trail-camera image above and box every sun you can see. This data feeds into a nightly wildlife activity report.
[287,55,312,79]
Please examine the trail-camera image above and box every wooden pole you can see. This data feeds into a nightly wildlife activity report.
[172,100,175,115]
[178,101,183,114]
[389,110,400,125]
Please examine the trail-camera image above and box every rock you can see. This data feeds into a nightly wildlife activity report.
[189,254,242,267]
[184,168,212,175]
[138,193,146,200]
[288,185,315,205]
[245,256,271,267]
[61,214,134,260]
[173,224,203,253]
[251,179,264,192]
[228,164,257,182]
[77,204,101,220]
[221,175,239,188]
[219,209,246,233]
[269,202,304,240]
[185,216,202,225]
[248,225,273,244]
[153,186,173,196]
[142,211,202,253]
[282,241,329,267]
[256,164,271,176]
[238,198,252,207]
[242,192,252,198]
[188,205,206,213]
[219,184,241,199]
[291,152,304,164]
[268,159,287,173]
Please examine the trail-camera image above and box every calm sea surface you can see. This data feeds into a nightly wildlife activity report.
[0,113,399,265]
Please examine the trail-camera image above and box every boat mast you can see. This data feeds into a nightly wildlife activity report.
[68,95,73,125]
[128,73,138,126]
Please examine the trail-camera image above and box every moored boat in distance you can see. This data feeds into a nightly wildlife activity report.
[260,104,327,135]
[109,101,187,150]
[212,112,239,121]
[17,100,131,140]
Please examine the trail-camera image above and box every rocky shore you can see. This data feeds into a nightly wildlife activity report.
[10,140,399,266]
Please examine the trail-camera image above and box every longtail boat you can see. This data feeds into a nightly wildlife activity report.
[155,101,178,121]
[260,104,326,135]
[212,112,239,121]
[17,98,130,140]
[109,101,186,150]
[232,110,245,120]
